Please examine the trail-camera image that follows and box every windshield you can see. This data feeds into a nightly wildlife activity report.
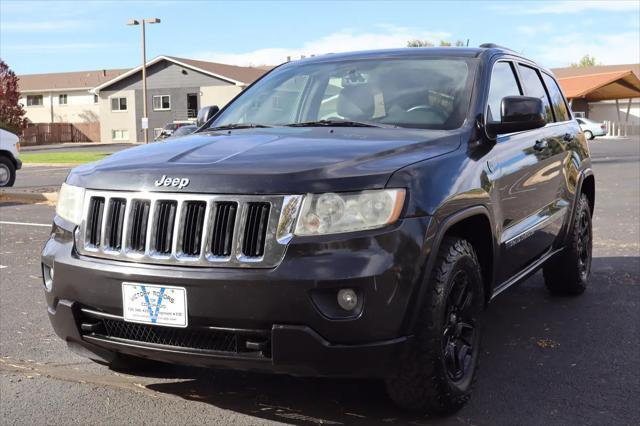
[209,57,476,130]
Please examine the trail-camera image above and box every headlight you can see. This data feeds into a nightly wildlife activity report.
[56,183,85,225]
[294,189,405,236]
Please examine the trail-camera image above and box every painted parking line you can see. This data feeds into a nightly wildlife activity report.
[0,221,50,228]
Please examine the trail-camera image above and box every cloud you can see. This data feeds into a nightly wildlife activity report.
[492,0,639,14]
[188,26,451,66]
[1,20,91,33]
[528,32,640,67]
[517,23,553,36]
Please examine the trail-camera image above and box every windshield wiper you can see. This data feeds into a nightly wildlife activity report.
[208,123,273,131]
[285,119,395,128]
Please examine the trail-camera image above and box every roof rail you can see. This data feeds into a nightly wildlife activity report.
[479,43,513,51]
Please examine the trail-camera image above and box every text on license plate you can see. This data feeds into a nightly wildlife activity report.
[122,282,188,328]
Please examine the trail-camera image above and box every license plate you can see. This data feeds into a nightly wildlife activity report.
[122,282,188,328]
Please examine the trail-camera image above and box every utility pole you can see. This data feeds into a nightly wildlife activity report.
[127,18,160,144]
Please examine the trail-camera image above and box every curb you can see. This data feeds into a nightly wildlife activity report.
[0,190,58,204]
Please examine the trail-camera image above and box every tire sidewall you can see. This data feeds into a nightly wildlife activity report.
[434,254,484,393]
[0,157,16,187]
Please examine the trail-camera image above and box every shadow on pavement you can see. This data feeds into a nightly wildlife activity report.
[134,256,638,425]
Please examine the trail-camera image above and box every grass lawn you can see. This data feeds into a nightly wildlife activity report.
[20,152,111,164]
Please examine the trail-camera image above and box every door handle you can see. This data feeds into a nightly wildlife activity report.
[563,133,574,142]
[533,139,548,150]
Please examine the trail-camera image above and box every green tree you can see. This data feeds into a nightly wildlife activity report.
[571,54,601,67]
[0,59,27,134]
[407,39,466,48]
[407,39,434,47]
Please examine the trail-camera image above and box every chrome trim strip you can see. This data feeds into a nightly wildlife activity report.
[503,207,566,249]
[77,190,300,268]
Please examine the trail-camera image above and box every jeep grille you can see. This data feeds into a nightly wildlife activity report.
[76,190,303,268]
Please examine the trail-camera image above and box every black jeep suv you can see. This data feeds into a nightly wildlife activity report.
[42,46,594,414]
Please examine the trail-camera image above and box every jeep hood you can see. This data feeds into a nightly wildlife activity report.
[68,127,461,194]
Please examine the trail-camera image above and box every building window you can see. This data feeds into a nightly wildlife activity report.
[111,97,127,111]
[112,129,129,141]
[94,94,99,104]
[152,95,171,111]
[59,94,68,105]
[26,95,43,106]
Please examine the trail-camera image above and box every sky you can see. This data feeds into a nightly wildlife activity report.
[1,0,639,75]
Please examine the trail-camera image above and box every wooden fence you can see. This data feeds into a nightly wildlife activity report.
[20,123,100,146]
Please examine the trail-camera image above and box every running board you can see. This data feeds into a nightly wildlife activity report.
[490,247,564,300]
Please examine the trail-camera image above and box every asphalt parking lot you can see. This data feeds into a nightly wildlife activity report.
[0,138,638,425]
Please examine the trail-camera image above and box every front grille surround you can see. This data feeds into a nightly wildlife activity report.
[76,190,303,268]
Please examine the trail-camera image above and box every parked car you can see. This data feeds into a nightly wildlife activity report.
[0,128,22,187]
[576,117,607,140]
[165,124,198,140]
[42,45,594,414]
[154,121,194,141]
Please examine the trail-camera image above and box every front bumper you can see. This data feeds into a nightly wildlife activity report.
[42,215,431,378]
[15,158,22,170]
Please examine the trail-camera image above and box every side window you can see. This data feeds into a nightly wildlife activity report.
[517,64,553,123]
[487,62,521,122]
[541,73,570,122]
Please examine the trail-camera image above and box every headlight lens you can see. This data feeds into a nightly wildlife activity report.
[56,183,85,225]
[294,189,405,236]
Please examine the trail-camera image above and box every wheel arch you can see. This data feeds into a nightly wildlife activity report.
[580,172,595,217]
[0,150,18,167]
[403,205,497,334]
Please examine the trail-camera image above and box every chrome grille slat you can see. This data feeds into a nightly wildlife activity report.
[76,190,303,268]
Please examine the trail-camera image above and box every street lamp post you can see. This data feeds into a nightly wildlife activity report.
[127,18,160,144]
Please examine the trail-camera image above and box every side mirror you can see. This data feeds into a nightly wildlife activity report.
[196,105,219,127]
[486,96,546,138]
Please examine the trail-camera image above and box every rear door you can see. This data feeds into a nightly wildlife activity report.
[540,71,583,242]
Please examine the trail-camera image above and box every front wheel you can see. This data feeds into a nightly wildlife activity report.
[385,237,484,414]
[0,156,16,187]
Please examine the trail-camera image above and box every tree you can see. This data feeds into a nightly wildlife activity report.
[407,39,466,48]
[571,54,601,67]
[407,39,434,47]
[0,59,27,134]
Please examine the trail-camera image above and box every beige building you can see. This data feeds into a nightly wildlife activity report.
[18,69,127,125]
[18,57,271,143]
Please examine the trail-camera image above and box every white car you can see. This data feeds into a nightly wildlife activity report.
[0,128,22,187]
[576,117,607,140]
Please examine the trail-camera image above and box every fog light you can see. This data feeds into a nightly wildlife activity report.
[42,264,53,292]
[337,288,358,311]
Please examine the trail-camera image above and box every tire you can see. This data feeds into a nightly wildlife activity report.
[584,130,594,140]
[543,193,592,295]
[385,237,484,414]
[0,156,16,187]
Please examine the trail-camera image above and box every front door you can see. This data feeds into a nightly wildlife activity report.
[485,60,563,283]
[187,93,198,119]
